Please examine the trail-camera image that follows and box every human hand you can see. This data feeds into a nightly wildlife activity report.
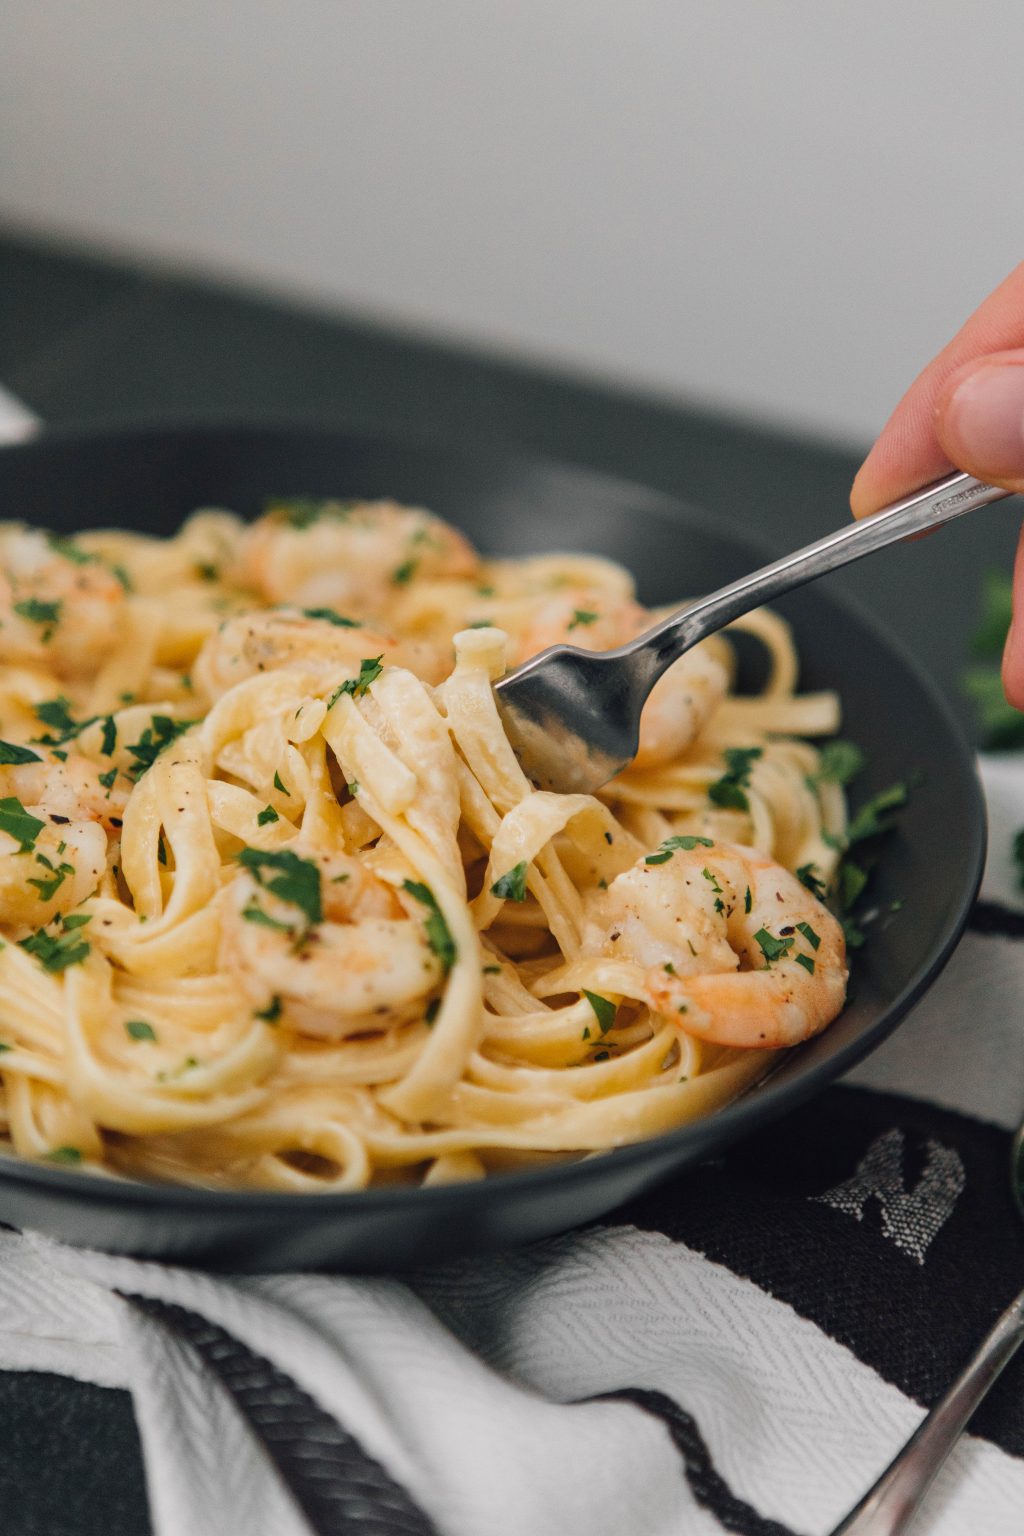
[851,262,1024,703]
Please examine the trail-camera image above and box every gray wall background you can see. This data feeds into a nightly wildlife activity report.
[1,1,1021,445]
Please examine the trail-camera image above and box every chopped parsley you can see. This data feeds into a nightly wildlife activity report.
[663,961,677,976]
[302,607,360,627]
[644,834,714,866]
[241,902,294,934]
[46,532,96,566]
[795,920,821,951]
[32,696,89,746]
[483,964,501,975]
[256,805,280,826]
[196,562,220,581]
[567,609,599,632]
[124,715,195,778]
[27,852,75,902]
[744,885,752,914]
[402,879,457,973]
[838,861,868,911]
[425,997,442,1026]
[99,715,117,756]
[14,597,61,640]
[255,995,282,1024]
[391,558,418,585]
[794,953,816,975]
[43,1146,82,1165]
[327,655,384,706]
[582,989,617,1035]
[813,739,866,786]
[237,847,323,928]
[490,862,528,902]
[0,797,45,852]
[708,746,762,813]
[754,927,794,966]
[266,497,356,529]
[0,740,41,765]
[795,863,827,901]
[273,770,290,796]
[125,1019,157,1042]
[20,912,92,973]
[98,768,118,793]
[845,780,914,845]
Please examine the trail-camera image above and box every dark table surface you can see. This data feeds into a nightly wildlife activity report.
[1,226,1019,1535]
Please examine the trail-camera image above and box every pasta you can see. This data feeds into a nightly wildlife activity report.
[0,501,849,1189]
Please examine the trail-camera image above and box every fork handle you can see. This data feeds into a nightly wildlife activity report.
[641,471,1012,683]
[829,1287,1024,1535]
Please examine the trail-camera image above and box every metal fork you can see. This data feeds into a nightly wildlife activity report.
[494,471,1011,795]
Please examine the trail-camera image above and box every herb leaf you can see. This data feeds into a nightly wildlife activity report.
[0,797,45,852]
[795,863,827,901]
[327,655,384,707]
[0,740,41,765]
[708,747,762,813]
[846,781,912,845]
[490,862,528,902]
[237,847,323,927]
[754,927,794,966]
[582,989,617,1034]
[124,715,195,778]
[814,740,865,786]
[644,834,714,866]
[20,913,92,972]
[567,609,599,631]
[402,879,457,973]
[256,805,280,826]
[302,607,361,627]
[125,1019,157,1042]
[14,597,61,639]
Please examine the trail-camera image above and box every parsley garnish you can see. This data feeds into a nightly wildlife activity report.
[241,902,294,934]
[27,852,75,902]
[838,861,868,911]
[302,607,361,628]
[391,558,418,585]
[402,880,457,973]
[582,989,617,1034]
[744,885,752,913]
[255,995,282,1023]
[257,806,280,826]
[14,597,61,640]
[814,740,866,786]
[644,834,714,866]
[708,747,762,813]
[125,1020,157,1042]
[237,847,323,927]
[794,953,816,975]
[43,1146,82,1165]
[98,768,117,793]
[0,740,41,765]
[32,696,89,745]
[795,920,821,951]
[99,716,117,756]
[327,655,384,707]
[491,862,528,902]
[795,863,827,901]
[124,716,195,778]
[45,533,95,566]
[567,609,599,632]
[20,913,91,973]
[265,497,356,530]
[845,781,912,845]
[273,770,290,796]
[425,997,441,1026]
[0,797,44,852]
[754,927,794,966]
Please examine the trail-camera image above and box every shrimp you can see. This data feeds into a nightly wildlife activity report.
[0,750,124,930]
[232,500,479,617]
[0,526,127,679]
[220,847,442,1039]
[193,610,403,699]
[582,838,846,1047]
[514,589,729,769]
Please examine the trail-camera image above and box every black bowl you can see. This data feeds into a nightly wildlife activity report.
[0,420,984,1270]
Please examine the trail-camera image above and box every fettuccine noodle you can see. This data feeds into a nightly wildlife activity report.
[0,500,848,1188]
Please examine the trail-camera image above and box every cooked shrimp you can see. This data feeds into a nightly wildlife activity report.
[0,813,106,933]
[193,610,401,699]
[232,500,479,617]
[0,526,127,679]
[220,850,441,1039]
[514,589,729,769]
[582,838,846,1047]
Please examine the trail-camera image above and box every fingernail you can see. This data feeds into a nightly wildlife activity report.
[944,362,1024,475]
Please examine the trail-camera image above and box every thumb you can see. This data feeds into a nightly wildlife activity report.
[935,350,1024,493]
